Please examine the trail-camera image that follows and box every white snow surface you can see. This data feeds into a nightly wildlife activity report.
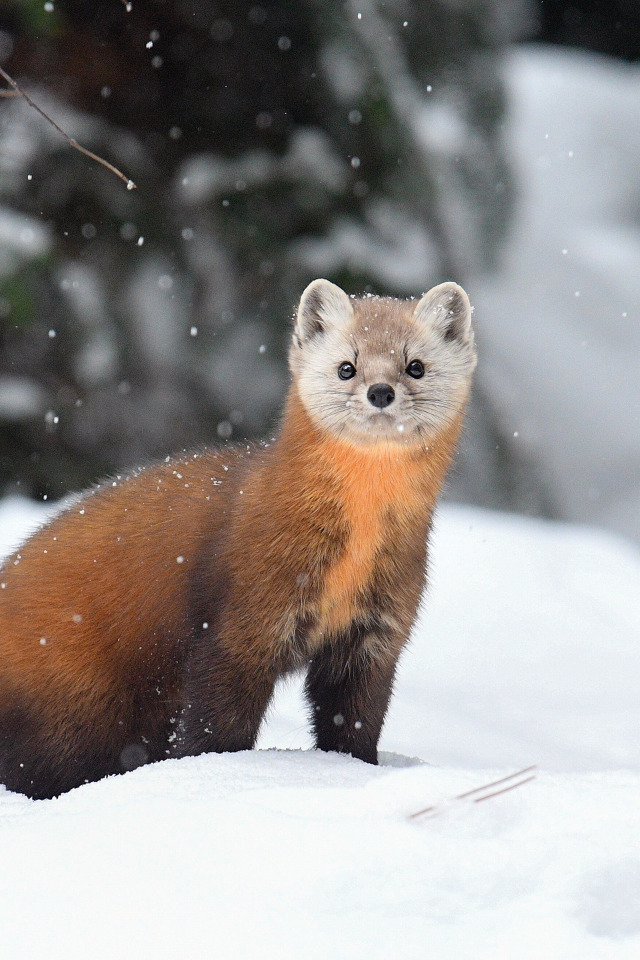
[1,495,639,958]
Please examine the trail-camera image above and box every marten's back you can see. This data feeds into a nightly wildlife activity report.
[0,448,249,796]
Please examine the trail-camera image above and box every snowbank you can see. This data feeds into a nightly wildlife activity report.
[0,495,639,958]
[2,751,639,960]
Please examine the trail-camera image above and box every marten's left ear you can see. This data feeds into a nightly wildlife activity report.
[294,279,353,345]
[414,282,472,343]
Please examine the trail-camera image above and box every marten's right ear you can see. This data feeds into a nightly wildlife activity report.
[413,282,472,343]
[294,279,353,346]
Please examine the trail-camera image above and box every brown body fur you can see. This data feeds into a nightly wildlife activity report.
[0,283,472,798]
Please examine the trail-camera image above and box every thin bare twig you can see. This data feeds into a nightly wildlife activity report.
[409,766,538,821]
[0,64,136,190]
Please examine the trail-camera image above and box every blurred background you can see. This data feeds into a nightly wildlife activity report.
[0,0,638,541]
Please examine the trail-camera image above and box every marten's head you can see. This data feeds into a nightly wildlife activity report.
[289,279,476,446]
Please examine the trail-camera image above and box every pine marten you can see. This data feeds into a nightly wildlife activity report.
[0,279,476,799]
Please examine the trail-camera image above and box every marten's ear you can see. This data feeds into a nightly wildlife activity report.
[414,282,472,343]
[294,279,353,346]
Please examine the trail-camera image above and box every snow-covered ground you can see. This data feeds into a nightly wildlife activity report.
[1,495,639,959]
[472,46,640,543]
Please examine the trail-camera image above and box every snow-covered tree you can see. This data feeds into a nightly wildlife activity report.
[0,0,528,497]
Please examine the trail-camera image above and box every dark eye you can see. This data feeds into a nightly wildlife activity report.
[338,362,356,380]
[406,359,425,379]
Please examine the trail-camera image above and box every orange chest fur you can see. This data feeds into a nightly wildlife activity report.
[312,443,429,636]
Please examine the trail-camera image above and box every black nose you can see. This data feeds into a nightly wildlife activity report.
[367,382,395,409]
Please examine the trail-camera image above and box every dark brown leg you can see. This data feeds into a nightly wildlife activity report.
[174,641,276,758]
[305,632,401,764]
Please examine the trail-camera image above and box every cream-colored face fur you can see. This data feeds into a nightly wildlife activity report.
[289,278,477,446]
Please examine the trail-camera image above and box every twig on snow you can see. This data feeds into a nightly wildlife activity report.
[0,64,136,190]
[409,765,537,821]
